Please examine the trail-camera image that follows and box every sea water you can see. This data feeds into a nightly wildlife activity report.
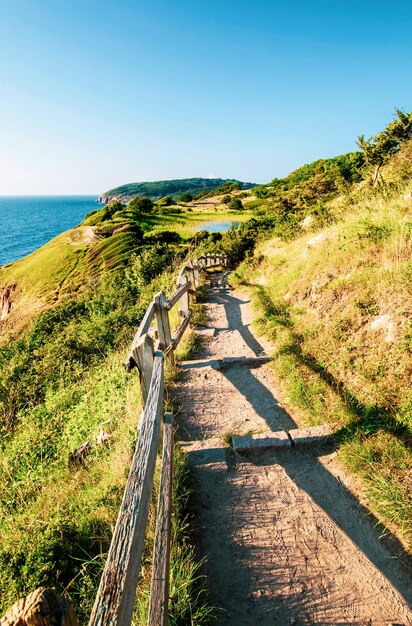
[0,196,97,266]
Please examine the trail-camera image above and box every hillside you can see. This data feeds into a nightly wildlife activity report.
[0,204,226,622]
[99,177,254,203]
[1,109,412,621]
[217,117,412,552]
[0,201,251,338]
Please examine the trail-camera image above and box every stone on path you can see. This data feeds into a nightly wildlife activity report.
[232,430,291,452]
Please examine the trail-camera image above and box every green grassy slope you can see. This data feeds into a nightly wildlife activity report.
[0,203,250,338]
[0,244,215,623]
[230,140,412,551]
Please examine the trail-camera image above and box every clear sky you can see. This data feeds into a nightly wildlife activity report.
[1,0,411,194]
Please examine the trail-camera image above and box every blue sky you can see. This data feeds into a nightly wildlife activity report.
[1,0,411,194]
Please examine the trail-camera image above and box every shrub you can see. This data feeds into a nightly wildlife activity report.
[128,196,154,214]
[129,245,173,287]
[254,185,270,199]
[219,217,275,265]
[157,195,174,206]
[145,231,182,245]
[229,198,244,211]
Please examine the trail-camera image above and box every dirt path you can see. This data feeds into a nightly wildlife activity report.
[172,273,412,625]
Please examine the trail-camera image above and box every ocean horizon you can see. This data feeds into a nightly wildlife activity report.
[0,195,98,266]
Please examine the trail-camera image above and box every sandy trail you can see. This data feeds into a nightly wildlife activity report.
[172,273,412,625]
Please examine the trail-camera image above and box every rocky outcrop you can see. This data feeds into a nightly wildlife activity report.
[0,284,16,321]
[97,195,131,205]
[97,195,110,204]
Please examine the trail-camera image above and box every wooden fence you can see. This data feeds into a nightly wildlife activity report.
[88,252,228,626]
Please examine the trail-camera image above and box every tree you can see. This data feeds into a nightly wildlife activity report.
[229,198,244,211]
[222,195,231,205]
[254,185,269,199]
[357,109,412,185]
[128,196,154,214]
[101,200,125,220]
[179,193,193,202]
[158,195,174,206]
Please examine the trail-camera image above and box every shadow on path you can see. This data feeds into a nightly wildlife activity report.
[209,288,268,357]
[222,364,297,431]
[193,444,412,625]
[179,277,412,623]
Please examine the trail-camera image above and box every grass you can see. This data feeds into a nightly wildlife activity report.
[134,447,216,625]
[221,432,234,448]
[138,209,251,240]
[0,208,250,340]
[0,254,216,623]
[0,350,141,621]
[231,185,412,552]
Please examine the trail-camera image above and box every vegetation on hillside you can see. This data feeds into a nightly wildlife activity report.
[226,112,412,551]
[0,199,252,340]
[2,108,412,620]
[357,108,412,184]
[0,214,218,622]
[102,177,253,202]
[194,180,247,200]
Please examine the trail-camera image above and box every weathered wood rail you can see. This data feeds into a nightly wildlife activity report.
[1,252,228,626]
[88,252,228,626]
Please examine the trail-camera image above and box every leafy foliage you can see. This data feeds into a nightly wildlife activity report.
[195,180,248,200]
[102,178,251,202]
[216,217,275,265]
[229,198,244,211]
[178,193,193,202]
[357,109,412,183]
[128,196,154,214]
[128,245,174,288]
[269,152,364,192]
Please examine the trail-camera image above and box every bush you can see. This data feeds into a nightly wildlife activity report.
[222,195,231,205]
[130,245,173,287]
[157,207,183,215]
[157,195,174,206]
[219,217,275,265]
[128,196,154,214]
[179,193,193,202]
[254,185,270,199]
[145,231,182,245]
[229,198,244,211]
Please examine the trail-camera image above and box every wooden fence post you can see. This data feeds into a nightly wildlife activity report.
[176,272,190,318]
[185,260,196,303]
[154,291,174,365]
[147,412,173,626]
[89,354,165,626]
[192,259,200,289]
[133,334,154,405]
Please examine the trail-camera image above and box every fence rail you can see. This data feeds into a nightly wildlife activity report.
[0,252,229,626]
[89,252,228,626]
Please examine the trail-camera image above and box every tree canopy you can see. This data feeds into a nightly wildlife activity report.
[128,196,154,214]
[357,109,412,183]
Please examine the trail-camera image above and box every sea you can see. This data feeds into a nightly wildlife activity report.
[0,196,98,266]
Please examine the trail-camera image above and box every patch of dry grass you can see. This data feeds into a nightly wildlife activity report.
[232,186,412,552]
